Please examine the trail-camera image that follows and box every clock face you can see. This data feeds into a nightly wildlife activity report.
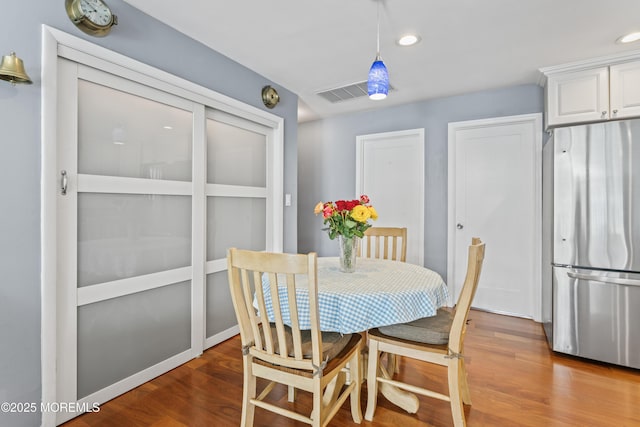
[66,0,116,36]
[79,0,113,26]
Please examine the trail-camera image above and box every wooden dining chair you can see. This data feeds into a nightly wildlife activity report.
[359,226,408,375]
[364,237,485,426]
[360,227,407,262]
[227,248,364,427]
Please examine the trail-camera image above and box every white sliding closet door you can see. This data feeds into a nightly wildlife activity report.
[56,59,197,423]
[53,54,280,424]
[204,110,271,346]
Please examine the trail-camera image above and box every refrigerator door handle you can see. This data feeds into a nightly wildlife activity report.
[567,271,640,287]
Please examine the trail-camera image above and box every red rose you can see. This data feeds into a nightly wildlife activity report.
[360,195,370,204]
[345,200,359,211]
[335,200,348,211]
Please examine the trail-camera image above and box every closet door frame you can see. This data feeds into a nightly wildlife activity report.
[41,25,283,426]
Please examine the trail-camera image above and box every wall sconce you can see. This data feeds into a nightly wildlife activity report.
[0,52,32,85]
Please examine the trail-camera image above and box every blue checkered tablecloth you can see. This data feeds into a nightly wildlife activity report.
[260,257,449,334]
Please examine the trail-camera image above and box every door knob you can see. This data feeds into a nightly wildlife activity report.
[457,223,464,229]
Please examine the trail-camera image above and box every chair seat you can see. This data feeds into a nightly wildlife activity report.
[378,308,453,345]
[262,323,353,361]
[255,333,363,379]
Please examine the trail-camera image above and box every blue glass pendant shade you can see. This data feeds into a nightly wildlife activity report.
[368,56,389,100]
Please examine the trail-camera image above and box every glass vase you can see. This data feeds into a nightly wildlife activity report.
[338,235,360,273]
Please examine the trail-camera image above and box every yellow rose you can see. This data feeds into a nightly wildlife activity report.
[351,205,371,222]
[368,206,378,220]
[314,202,324,215]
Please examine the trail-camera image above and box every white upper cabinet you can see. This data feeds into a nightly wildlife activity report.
[546,67,609,126]
[610,61,640,119]
[542,57,640,127]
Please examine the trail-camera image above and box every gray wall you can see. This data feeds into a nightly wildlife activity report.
[298,84,543,279]
[0,2,297,426]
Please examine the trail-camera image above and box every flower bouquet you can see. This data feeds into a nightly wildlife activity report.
[314,195,378,272]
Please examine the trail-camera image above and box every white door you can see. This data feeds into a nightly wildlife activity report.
[356,129,424,265]
[447,114,542,320]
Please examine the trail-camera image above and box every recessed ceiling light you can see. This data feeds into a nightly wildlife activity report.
[397,34,421,47]
[163,125,173,130]
[617,32,640,44]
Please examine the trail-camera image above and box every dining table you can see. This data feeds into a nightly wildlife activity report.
[261,256,449,413]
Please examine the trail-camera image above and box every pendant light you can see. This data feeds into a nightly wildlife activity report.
[367,0,388,100]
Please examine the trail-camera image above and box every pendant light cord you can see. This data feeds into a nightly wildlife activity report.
[376,0,381,57]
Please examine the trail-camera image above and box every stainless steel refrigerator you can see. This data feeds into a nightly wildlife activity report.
[542,118,640,369]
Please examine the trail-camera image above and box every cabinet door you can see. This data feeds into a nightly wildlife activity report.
[546,67,609,126]
[610,61,640,119]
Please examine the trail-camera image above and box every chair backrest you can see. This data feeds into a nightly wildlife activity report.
[449,237,485,354]
[227,248,322,371]
[360,227,407,262]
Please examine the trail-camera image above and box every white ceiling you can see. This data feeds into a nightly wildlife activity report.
[122,0,640,122]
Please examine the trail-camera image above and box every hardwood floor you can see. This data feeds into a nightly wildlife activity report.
[63,310,640,427]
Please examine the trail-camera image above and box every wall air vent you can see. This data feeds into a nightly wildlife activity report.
[317,81,394,103]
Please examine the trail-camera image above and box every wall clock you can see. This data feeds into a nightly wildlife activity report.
[66,0,118,37]
[262,86,280,109]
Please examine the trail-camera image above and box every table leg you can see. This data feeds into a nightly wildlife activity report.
[378,354,419,414]
[364,348,420,414]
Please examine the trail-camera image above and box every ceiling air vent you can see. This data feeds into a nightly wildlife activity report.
[317,81,394,103]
